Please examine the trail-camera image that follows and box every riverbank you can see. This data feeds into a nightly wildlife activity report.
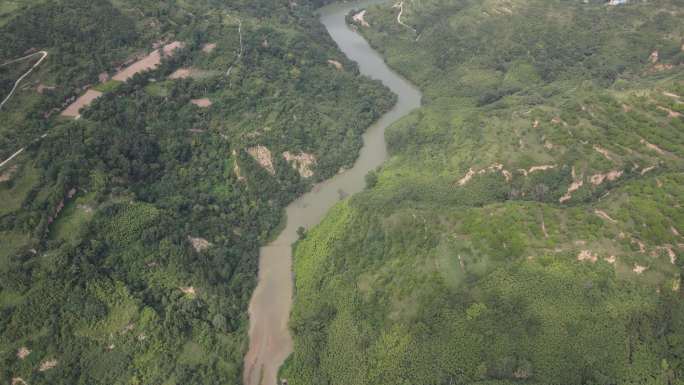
[242,1,422,384]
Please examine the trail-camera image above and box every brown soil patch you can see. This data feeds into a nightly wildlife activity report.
[632,238,646,253]
[457,168,475,186]
[604,255,617,264]
[16,347,31,359]
[169,68,218,80]
[532,119,539,128]
[649,50,659,64]
[39,359,58,371]
[633,264,647,274]
[202,43,217,53]
[190,98,212,108]
[577,250,598,263]
[640,165,656,175]
[188,236,211,252]
[657,105,682,118]
[247,146,275,175]
[282,151,316,178]
[12,378,27,385]
[590,170,622,186]
[61,90,103,117]
[501,169,512,182]
[665,246,676,264]
[113,41,184,81]
[672,226,681,237]
[528,164,555,173]
[327,59,343,71]
[180,286,197,296]
[560,179,583,203]
[594,209,617,223]
[352,10,370,27]
[663,91,681,100]
[593,145,613,161]
[169,68,192,79]
[458,163,512,185]
[0,164,18,182]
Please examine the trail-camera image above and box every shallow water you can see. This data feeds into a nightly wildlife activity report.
[243,2,421,384]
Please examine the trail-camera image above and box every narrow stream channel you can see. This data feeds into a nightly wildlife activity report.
[243,1,422,384]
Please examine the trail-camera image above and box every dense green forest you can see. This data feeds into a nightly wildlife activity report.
[0,0,393,384]
[285,0,684,384]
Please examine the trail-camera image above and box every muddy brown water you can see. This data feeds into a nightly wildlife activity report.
[243,1,422,384]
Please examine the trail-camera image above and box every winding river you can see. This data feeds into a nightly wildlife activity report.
[243,1,422,384]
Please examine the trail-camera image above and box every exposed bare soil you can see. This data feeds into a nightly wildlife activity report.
[113,41,184,81]
[60,90,103,117]
[247,146,275,175]
[283,151,316,178]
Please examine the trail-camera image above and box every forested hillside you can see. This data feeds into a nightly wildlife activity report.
[286,0,684,384]
[0,0,394,384]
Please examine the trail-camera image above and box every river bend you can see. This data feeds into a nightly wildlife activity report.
[243,2,422,384]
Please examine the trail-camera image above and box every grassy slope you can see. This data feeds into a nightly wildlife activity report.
[286,0,684,384]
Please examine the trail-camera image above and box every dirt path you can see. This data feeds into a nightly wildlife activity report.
[0,51,48,111]
[0,133,47,169]
[393,1,416,32]
[226,15,243,76]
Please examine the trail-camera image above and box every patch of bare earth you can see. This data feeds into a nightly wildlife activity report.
[657,105,682,118]
[594,209,617,223]
[0,164,18,182]
[633,264,647,274]
[247,145,275,175]
[188,236,211,252]
[202,43,217,53]
[641,165,657,175]
[190,98,212,108]
[352,10,370,27]
[169,68,192,79]
[457,163,513,185]
[39,359,58,371]
[559,169,583,203]
[61,90,103,118]
[283,151,316,178]
[16,347,31,359]
[604,255,617,264]
[631,238,646,253]
[590,170,623,186]
[577,250,598,263]
[640,138,666,155]
[327,59,343,71]
[113,41,184,82]
[12,378,27,385]
[662,91,681,100]
[457,168,475,186]
[180,286,197,296]
[593,145,613,161]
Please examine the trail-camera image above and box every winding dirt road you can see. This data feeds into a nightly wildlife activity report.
[0,50,48,111]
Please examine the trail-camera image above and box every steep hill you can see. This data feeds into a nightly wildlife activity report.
[0,0,394,384]
[285,0,684,383]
